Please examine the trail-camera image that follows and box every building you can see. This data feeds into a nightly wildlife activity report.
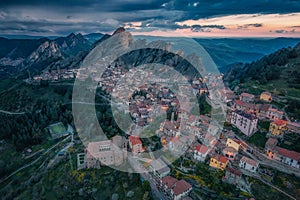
[260,91,272,102]
[220,88,237,103]
[149,158,170,178]
[266,146,300,169]
[86,136,127,168]
[239,156,259,173]
[233,100,260,115]
[265,137,278,154]
[222,146,238,160]
[209,154,229,170]
[171,180,192,200]
[267,107,284,120]
[226,138,240,152]
[160,176,192,200]
[224,167,242,185]
[129,135,143,155]
[240,92,255,102]
[194,144,210,162]
[269,120,287,136]
[231,110,258,136]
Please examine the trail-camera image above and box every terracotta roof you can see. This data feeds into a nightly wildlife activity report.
[265,137,278,149]
[234,100,257,110]
[129,136,142,146]
[195,144,209,154]
[260,104,271,112]
[172,179,192,196]
[276,147,300,161]
[241,92,255,98]
[272,119,287,127]
[213,154,229,164]
[161,176,178,189]
[240,156,259,167]
[226,167,242,176]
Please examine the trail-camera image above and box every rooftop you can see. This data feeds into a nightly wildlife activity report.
[129,135,142,145]
[240,156,259,167]
[234,109,257,120]
[213,154,229,164]
[172,179,192,196]
[195,144,210,154]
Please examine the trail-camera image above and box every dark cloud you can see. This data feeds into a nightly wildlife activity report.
[190,24,226,32]
[0,0,299,35]
[238,23,263,29]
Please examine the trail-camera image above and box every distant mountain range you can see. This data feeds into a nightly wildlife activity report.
[0,29,299,79]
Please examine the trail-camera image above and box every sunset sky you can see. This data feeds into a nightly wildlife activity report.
[0,0,300,37]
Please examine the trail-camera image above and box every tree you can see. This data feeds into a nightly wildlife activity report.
[142,180,151,192]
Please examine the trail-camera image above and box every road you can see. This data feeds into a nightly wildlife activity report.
[240,168,297,200]
[127,156,168,200]
[233,132,300,177]
[0,135,71,184]
[0,109,25,115]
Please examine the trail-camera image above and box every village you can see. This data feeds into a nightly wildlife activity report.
[27,62,300,200]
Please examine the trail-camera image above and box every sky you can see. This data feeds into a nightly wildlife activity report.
[0,0,300,37]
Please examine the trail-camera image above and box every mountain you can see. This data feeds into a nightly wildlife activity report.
[84,33,104,43]
[194,38,300,72]
[0,33,92,78]
[224,42,300,119]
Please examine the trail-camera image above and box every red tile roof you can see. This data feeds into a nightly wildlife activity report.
[172,179,192,196]
[161,176,178,189]
[240,156,259,167]
[129,136,142,146]
[276,147,300,161]
[241,92,255,98]
[272,119,287,127]
[226,167,242,176]
[195,144,209,154]
[213,154,229,164]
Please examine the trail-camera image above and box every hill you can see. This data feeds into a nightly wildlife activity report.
[224,42,300,119]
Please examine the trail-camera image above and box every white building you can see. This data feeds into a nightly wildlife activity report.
[149,158,170,178]
[86,136,127,168]
[231,110,258,136]
[194,144,210,162]
[239,156,259,173]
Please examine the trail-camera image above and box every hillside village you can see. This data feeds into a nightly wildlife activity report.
[57,60,300,200]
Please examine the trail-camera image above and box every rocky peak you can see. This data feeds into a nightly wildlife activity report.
[112,27,125,35]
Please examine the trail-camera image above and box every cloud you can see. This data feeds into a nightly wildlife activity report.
[238,23,263,29]
[0,0,299,36]
[190,24,226,32]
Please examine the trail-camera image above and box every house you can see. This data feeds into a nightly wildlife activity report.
[160,176,178,194]
[224,167,242,185]
[276,147,300,169]
[267,107,284,120]
[260,91,272,102]
[265,137,278,154]
[160,176,192,200]
[266,147,300,169]
[194,144,210,162]
[222,146,238,160]
[220,87,237,103]
[269,120,287,136]
[171,180,192,200]
[231,110,258,136]
[226,138,240,152]
[129,136,143,155]
[240,92,255,102]
[233,100,260,115]
[210,154,229,170]
[239,156,259,173]
[149,158,170,178]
